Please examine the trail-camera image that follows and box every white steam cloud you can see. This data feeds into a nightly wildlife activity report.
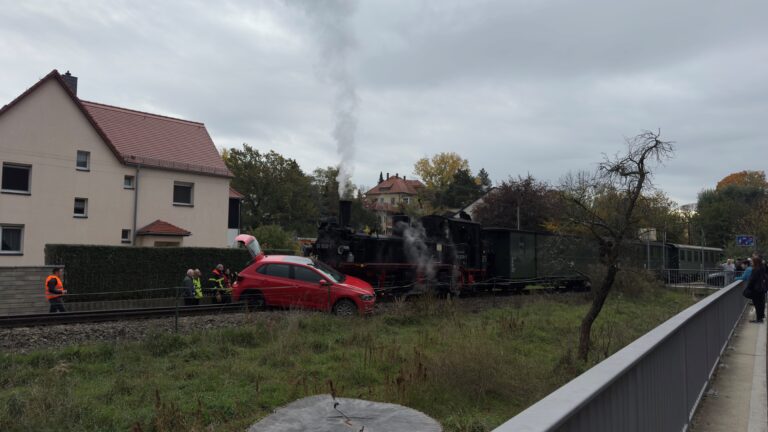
[401,222,437,283]
[292,0,359,197]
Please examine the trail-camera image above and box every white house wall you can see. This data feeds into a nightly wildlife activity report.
[0,78,229,265]
[135,166,229,248]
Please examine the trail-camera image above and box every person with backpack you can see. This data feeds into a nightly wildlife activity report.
[745,255,766,323]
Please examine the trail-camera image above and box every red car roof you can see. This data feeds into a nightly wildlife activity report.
[259,255,313,265]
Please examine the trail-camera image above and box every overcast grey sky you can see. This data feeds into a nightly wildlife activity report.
[1,0,765,204]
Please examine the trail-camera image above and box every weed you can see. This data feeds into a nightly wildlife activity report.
[142,333,188,357]
[0,286,697,431]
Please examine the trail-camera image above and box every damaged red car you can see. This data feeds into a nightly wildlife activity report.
[232,235,375,316]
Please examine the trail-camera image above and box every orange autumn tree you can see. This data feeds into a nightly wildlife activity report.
[716,170,767,190]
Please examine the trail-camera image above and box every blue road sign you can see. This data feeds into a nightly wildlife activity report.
[736,235,755,247]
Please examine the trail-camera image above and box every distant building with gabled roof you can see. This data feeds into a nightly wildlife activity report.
[364,173,424,234]
[0,70,242,264]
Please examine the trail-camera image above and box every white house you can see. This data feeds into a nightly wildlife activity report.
[0,70,241,265]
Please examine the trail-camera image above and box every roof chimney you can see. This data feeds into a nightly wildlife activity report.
[386,172,390,179]
[62,71,78,95]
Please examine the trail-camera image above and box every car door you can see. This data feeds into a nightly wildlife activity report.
[255,264,295,307]
[291,265,331,311]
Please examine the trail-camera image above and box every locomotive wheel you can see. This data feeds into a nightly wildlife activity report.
[332,299,357,317]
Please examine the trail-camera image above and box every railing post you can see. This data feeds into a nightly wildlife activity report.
[174,286,179,333]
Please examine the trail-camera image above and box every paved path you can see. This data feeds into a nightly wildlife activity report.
[690,306,767,432]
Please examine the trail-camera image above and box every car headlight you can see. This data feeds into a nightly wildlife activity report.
[359,294,374,301]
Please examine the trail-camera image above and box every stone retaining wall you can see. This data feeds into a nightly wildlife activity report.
[0,266,61,315]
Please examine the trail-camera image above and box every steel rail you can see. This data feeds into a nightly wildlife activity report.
[0,303,246,328]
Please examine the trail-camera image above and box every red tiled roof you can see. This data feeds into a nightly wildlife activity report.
[229,187,244,199]
[136,219,191,237]
[0,70,125,162]
[366,176,424,196]
[81,101,231,177]
[0,70,231,178]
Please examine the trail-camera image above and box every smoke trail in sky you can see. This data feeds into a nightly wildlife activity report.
[292,0,359,197]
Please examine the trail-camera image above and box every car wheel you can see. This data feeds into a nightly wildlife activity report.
[243,290,265,310]
[332,299,357,317]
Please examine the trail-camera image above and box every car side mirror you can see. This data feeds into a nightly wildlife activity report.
[319,280,331,286]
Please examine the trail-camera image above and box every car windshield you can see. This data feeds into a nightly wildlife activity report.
[308,259,346,283]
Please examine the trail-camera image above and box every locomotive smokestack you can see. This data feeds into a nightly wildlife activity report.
[339,200,352,227]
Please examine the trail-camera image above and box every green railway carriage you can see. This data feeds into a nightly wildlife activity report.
[481,227,723,291]
[482,228,538,283]
[482,228,594,289]
[667,244,723,271]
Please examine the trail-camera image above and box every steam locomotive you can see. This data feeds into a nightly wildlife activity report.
[311,201,724,297]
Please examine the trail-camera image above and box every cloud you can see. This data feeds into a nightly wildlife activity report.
[1,0,766,204]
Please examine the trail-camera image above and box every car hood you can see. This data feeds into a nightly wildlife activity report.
[339,275,374,295]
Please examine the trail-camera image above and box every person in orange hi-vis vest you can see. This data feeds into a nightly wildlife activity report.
[45,268,67,313]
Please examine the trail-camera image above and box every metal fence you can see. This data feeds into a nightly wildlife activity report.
[493,279,747,432]
[663,269,745,289]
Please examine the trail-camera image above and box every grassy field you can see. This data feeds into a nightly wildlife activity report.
[0,287,698,431]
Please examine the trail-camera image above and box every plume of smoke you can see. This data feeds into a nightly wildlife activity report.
[292,0,359,197]
[401,222,436,286]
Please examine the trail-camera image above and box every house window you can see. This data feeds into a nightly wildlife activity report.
[1,163,31,194]
[403,197,410,204]
[173,182,193,206]
[76,151,90,171]
[74,198,88,217]
[0,225,23,254]
[390,197,395,204]
[121,229,131,243]
[124,175,135,189]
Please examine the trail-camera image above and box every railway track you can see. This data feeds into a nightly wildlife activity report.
[0,303,246,328]
[0,288,573,329]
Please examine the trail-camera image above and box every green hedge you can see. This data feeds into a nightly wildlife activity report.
[44,244,291,301]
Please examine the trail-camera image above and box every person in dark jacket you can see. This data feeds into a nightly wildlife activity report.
[208,264,226,304]
[182,269,196,306]
[45,268,67,313]
[745,255,766,323]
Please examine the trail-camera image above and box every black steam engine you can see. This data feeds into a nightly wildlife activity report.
[312,201,485,297]
[312,201,724,297]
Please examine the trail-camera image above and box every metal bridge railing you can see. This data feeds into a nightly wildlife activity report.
[663,268,744,289]
[493,280,747,432]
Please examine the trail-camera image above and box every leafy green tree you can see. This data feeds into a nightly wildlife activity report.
[311,166,380,232]
[633,191,687,243]
[474,175,562,231]
[351,189,382,233]
[697,185,767,249]
[444,168,483,208]
[716,170,767,190]
[477,168,492,192]
[251,225,297,252]
[224,144,318,236]
[311,166,342,220]
[414,152,470,191]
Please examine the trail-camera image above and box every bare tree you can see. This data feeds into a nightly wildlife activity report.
[560,130,674,361]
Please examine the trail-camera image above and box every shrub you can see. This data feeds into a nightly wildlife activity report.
[44,244,257,299]
[250,225,298,253]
